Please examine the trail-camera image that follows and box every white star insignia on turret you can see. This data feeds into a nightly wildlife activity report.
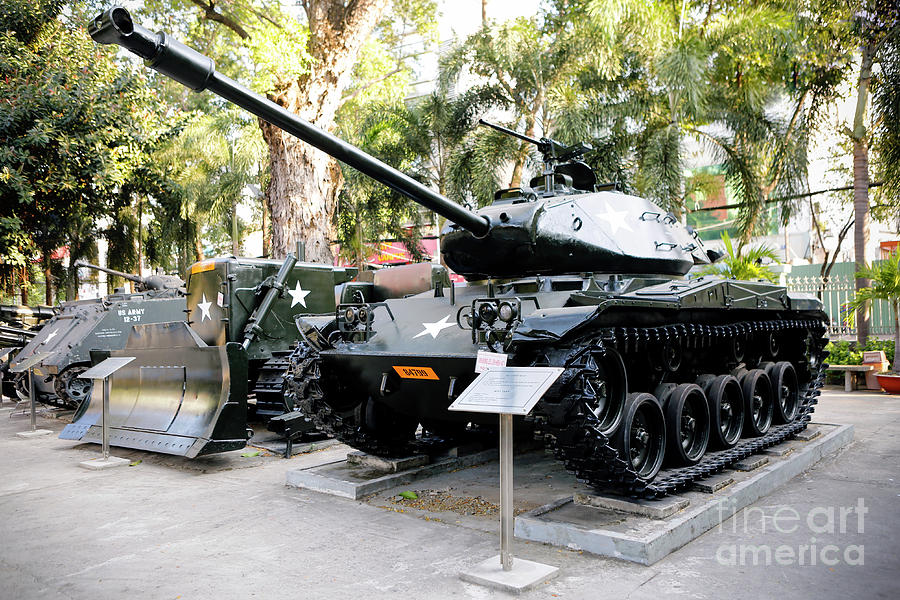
[197,293,213,322]
[42,330,58,344]
[288,281,311,308]
[414,315,455,339]
[596,202,633,235]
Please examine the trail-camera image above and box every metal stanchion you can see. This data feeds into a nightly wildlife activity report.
[100,377,110,460]
[11,351,53,438]
[499,413,514,571]
[450,365,563,592]
[75,356,135,470]
[28,367,37,431]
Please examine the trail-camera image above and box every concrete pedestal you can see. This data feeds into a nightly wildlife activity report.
[460,555,559,594]
[16,429,53,438]
[78,456,130,470]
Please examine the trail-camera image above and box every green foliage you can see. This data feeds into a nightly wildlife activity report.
[825,339,895,383]
[825,341,861,366]
[439,15,585,195]
[871,9,900,223]
[0,0,173,299]
[551,0,850,229]
[852,251,900,372]
[699,232,780,281]
[156,106,269,257]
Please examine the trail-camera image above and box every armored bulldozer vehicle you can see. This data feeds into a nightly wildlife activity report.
[62,247,448,457]
[11,262,186,407]
[90,7,827,494]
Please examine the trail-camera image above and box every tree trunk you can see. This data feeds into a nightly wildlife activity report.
[261,122,342,263]
[894,300,899,373]
[508,108,539,188]
[481,0,487,25]
[193,235,205,262]
[852,43,875,345]
[42,253,52,306]
[136,198,143,276]
[261,0,390,264]
[261,196,269,257]
[20,265,28,305]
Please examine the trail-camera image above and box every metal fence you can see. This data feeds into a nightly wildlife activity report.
[785,273,894,337]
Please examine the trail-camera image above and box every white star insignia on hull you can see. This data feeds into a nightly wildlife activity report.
[288,281,311,308]
[413,315,455,339]
[197,293,213,321]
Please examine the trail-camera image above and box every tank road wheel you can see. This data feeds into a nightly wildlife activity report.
[614,393,665,483]
[730,337,746,364]
[53,365,92,409]
[766,333,780,359]
[660,339,682,373]
[581,349,627,436]
[766,361,800,423]
[741,369,774,436]
[697,375,744,449]
[662,384,710,466]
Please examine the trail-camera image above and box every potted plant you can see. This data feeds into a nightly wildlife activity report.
[851,251,900,394]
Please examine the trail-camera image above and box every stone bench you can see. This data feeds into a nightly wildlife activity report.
[827,364,874,392]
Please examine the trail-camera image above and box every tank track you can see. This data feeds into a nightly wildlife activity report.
[250,353,292,418]
[535,317,828,498]
[286,316,828,498]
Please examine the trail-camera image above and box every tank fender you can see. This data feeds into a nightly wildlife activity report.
[294,315,337,351]
[512,305,601,343]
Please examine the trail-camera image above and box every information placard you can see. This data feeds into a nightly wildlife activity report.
[78,356,136,380]
[448,366,565,416]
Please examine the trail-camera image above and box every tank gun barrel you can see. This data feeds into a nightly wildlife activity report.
[89,7,490,238]
[74,260,145,285]
[0,305,56,321]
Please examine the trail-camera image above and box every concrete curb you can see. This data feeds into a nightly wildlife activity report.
[515,423,854,565]
[286,448,498,500]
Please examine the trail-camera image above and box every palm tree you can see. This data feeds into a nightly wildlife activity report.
[699,232,780,282]
[439,16,584,191]
[851,251,900,373]
[553,0,845,230]
[158,107,268,259]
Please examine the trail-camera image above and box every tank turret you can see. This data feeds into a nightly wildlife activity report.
[89,6,712,282]
[74,260,185,293]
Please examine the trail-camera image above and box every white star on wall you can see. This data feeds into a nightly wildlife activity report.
[596,202,633,235]
[288,281,311,308]
[197,293,213,322]
[414,315,456,339]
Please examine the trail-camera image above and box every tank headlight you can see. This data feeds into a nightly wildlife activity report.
[358,307,369,323]
[344,306,358,324]
[478,303,497,325]
[498,302,517,323]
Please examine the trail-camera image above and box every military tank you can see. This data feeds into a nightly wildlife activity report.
[11,261,186,407]
[89,7,827,494]
[1,304,56,398]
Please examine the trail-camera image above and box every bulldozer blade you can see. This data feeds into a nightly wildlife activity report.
[60,322,249,458]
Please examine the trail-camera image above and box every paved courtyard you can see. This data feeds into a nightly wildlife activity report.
[1,386,897,599]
